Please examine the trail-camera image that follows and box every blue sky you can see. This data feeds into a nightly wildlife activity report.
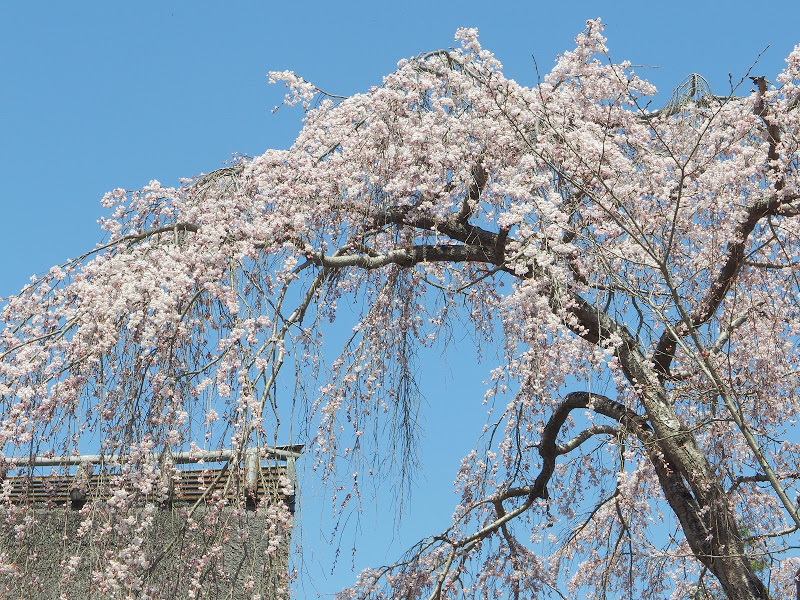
[2,2,800,597]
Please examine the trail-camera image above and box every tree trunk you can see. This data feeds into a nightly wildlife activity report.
[642,389,769,599]
[615,332,769,599]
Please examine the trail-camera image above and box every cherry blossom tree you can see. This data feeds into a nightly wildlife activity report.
[1,19,800,600]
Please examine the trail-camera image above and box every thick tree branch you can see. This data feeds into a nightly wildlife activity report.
[373,207,507,264]
[653,80,791,380]
[556,424,620,454]
[118,222,200,246]
[652,196,780,379]
[455,163,488,223]
[309,243,496,269]
[414,393,649,564]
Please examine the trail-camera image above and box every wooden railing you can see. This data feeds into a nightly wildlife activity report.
[1,445,301,511]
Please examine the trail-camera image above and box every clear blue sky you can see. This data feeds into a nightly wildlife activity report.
[2,2,799,597]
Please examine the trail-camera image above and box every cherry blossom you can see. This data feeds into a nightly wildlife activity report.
[1,19,800,600]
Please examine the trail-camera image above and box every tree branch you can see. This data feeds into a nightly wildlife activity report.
[373,207,506,264]
[652,79,792,380]
[309,244,496,269]
[455,163,488,223]
[556,425,621,455]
